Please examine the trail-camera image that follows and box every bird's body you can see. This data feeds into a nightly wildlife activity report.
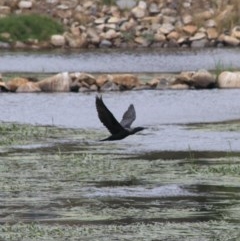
[96,96,144,141]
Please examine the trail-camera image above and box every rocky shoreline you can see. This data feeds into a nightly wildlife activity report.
[0,0,240,49]
[1,70,240,92]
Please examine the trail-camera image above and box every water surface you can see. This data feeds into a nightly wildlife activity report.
[1,90,240,152]
[0,47,239,73]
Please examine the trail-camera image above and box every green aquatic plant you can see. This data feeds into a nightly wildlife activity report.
[214,60,234,78]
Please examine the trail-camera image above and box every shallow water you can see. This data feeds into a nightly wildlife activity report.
[1,89,240,152]
[1,123,240,240]
[0,47,240,73]
[1,48,240,239]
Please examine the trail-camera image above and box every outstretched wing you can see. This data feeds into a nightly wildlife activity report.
[120,104,136,128]
[96,96,125,135]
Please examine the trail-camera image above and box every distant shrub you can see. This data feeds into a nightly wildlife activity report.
[102,0,115,6]
[0,14,64,42]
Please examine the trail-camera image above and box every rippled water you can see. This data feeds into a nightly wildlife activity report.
[1,49,240,240]
[1,89,240,151]
[0,47,240,73]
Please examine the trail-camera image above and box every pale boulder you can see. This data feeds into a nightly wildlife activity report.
[50,35,66,47]
[37,72,70,92]
[218,71,240,88]
[18,0,32,9]
[222,35,240,46]
[131,2,147,19]
[232,26,240,39]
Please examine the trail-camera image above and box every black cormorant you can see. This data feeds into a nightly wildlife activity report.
[96,95,145,141]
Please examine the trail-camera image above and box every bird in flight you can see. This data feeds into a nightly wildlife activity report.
[96,95,145,141]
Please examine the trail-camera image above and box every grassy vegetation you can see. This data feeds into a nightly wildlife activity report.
[0,14,63,42]
[1,122,240,240]
[102,0,116,6]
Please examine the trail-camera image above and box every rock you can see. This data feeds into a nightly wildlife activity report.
[134,36,151,46]
[6,77,29,92]
[0,6,11,15]
[147,78,159,88]
[222,35,240,46]
[218,71,240,88]
[175,70,215,89]
[189,32,206,41]
[70,72,96,85]
[64,32,87,48]
[69,72,96,91]
[14,41,27,48]
[87,28,100,44]
[96,74,110,87]
[94,17,106,25]
[50,35,65,47]
[170,83,189,90]
[206,28,218,39]
[18,0,32,9]
[16,82,41,92]
[116,0,136,10]
[191,38,208,48]
[232,26,240,39]
[111,74,141,89]
[99,39,112,48]
[192,70,216,88]
[0,41,10,48]
[37,72,70,92]
[149,3,160,15]
[55,7,72,19]
[100,81,120,91]
[182,15,193,25]
[0,81,9,92]
[138,0,147,9]
[167,31,180,40]
[103,29,119,40]
[205,19,216,28]
[89,84,98,91]
[131,2,146,19]
[195,10,214,21]
[107,16,121,24]
[154,33,166,42]
[150,75,176,89]
[158,23,175,35]
[182,25,198,35]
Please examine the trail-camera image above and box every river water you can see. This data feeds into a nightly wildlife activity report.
[0,47,240,73]
[1,49,240,240]
[1,89,240,152]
